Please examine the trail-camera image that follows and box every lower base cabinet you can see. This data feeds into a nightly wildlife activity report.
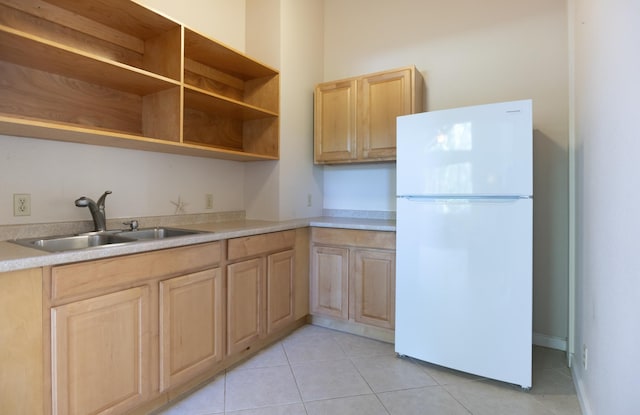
[226,231,296,356]
[0,268,43,415]
[159,268,223,390]
[310,228,396,335]
[353,249,396,329]
[227,258,263,355]
[48,242,223,415]
[51,286,150,415]
[33,228,307,415]
[266,249,295,333]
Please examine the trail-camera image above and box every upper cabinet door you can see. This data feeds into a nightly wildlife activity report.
[358,68,413,161]
[314,66,423,165]
[314,79,357,163]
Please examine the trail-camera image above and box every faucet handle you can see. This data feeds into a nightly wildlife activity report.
[97,190,112,207]
[123,220,139,231]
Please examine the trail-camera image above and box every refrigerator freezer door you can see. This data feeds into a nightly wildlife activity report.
[395,196,532,388]
[396,100,532,198]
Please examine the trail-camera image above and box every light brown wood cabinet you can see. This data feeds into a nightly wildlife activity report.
[226,231,296,355]
[47,242,223,415]
[266,249,296,333]
[51,286,151,415]
[227,257,264,355]
[0,0,279,161]
[314,66,423,164]
[159,268,223,391]
[310,228,396,338]
[0,268,43,415]
[1,228,313,415]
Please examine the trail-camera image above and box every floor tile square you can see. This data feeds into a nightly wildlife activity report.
[291,358,372,401]
[445,379,556,415]
[533,346,569,370]
[378,386,471,415]
[351,354,438,392]
[531,368,577,396]
[234,342,289,370]
[332,331,395,358]
[418,360,485,386]
[283,333,346,365]
[156,374,225,415]
[225,365,301,412]
[225,403,307,415]
[305,394,389,415]
[533,394,583,415]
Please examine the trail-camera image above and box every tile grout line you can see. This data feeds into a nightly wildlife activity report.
[281,340,311,415]
[222,369,228,414]
[334,333,392,415]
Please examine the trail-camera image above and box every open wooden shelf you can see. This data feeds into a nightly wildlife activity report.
[0,0,280,161]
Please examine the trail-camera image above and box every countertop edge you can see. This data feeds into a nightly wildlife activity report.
[0,217,395,273]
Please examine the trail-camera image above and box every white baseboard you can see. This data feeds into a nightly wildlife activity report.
[533,332,567,351]
[572,365,593,415]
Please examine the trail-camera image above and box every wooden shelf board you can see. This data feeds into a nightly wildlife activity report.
[0,27,179,95]
[184,86,278,120]
[43,0,179,40]
[184,28,278,80]
[0,115,278,162]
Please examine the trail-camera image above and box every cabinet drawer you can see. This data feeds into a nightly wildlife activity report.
[51,242,221,303]
[227,230,295,261]
[311,228,395,250]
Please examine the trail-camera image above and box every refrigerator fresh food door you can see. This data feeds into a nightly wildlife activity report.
[395,196,532,388]
[396,100,532,198]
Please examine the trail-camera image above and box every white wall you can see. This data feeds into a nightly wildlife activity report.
[322,0,570,345]
[136,0,246,48]
[572,0,640,413]
[0,136,243,222]
[245,0,324,221]
[277,0,324,220]
[0,1,248,225]
[324,164,395,211]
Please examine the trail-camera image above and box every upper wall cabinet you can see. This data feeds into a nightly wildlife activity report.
[314,66,423,164]
[0,0,279,161]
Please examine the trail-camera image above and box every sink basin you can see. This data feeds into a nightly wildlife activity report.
[114,227,205,240]
[11,227,208,253]
[15,233,136,253]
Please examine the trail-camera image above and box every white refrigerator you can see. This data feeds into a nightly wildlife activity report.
[395,99,533,388]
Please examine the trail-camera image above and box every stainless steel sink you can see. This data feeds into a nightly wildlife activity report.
[10,227,207,253]
[14,233,136,253]
[114,227,205,240]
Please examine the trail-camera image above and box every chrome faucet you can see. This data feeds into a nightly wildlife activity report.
[75,190,112,232]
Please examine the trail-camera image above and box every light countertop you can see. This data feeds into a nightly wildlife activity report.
[0,216,395,273]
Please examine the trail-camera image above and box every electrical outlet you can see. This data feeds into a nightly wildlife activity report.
[205,194,213,210]
[583,344,588,370]
[13,193,31,216]
[307,193,312,207]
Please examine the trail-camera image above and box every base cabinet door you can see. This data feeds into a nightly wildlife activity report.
[227,258,264,355]
[310,228,396,336]
[266,249,295,334]
[353,249,396,329]
[310,245,349,320]
[51,286,150,415]
[159,268,223,390]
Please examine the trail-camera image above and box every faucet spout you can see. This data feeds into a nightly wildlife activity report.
[75,190,112,232]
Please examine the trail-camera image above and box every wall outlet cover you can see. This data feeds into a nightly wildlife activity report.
[14,193,31,216]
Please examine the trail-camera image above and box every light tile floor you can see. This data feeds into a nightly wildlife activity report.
[156,324,582,415]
